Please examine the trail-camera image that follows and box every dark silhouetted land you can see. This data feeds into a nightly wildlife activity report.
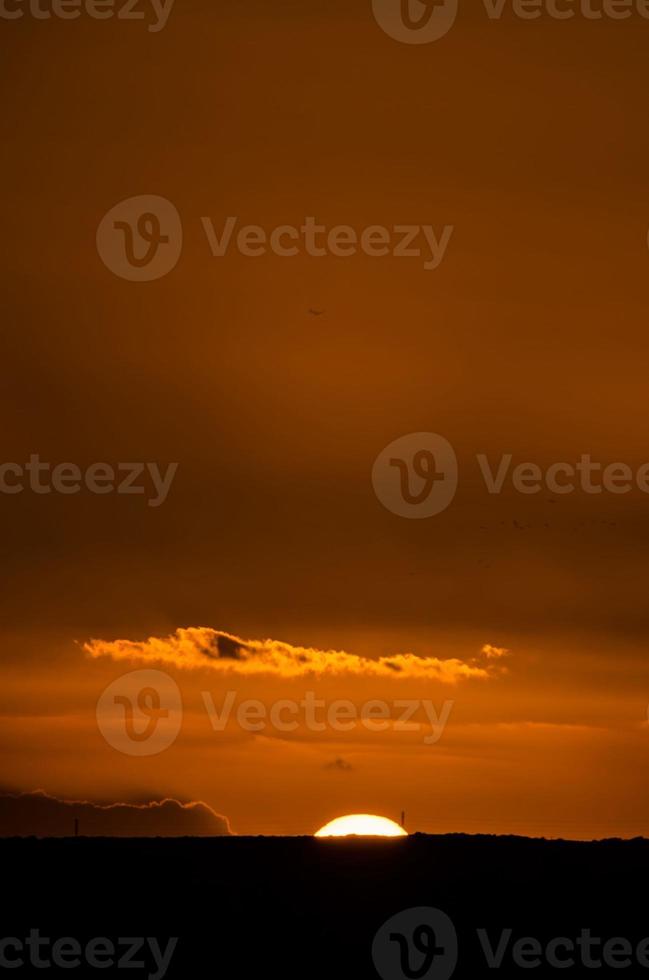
[2,834,648,977]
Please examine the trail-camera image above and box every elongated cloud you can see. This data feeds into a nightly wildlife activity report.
[0,791,231,837]
[84,627,509,682]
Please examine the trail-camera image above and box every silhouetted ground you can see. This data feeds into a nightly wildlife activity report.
[2,834,648,977]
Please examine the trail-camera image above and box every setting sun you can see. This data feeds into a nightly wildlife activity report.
[315,814,408,838]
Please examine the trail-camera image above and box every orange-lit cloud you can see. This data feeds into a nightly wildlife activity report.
[481,644,509,659]
[83,627,510,682]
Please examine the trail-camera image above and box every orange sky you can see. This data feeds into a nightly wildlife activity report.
[2,1,649,838]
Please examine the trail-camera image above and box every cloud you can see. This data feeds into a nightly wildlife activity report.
[0,791,232,838]
[323,757,354,772]
[84,627,510,683]
[482,644,509,659]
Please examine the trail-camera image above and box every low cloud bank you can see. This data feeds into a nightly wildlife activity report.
[0,791,231,837]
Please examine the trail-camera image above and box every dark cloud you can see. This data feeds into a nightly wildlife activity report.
[323,757,354,772]
[214,634,249,660]
[0,791,231,838]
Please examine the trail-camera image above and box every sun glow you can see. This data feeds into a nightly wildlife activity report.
[314,814,407,838]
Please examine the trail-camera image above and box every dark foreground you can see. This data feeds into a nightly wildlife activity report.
[2,834,649,978]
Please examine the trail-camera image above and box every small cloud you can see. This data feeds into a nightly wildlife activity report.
[481,644,510,660]
[323,757,354,772]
